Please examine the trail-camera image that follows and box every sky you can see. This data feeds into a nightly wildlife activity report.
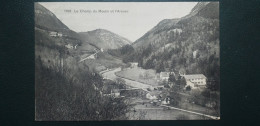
[39,2,197,42]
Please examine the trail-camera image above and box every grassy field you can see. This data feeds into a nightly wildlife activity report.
[80,52,125,72]
[115,67,160,86]
[127,103,211,120]
[175,91,220,116]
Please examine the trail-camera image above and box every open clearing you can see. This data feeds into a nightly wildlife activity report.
[115,67,160,86]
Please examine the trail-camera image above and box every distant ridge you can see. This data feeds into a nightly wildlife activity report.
[79,29,132,50]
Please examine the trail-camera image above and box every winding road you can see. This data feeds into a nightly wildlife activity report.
[101,68,151,89]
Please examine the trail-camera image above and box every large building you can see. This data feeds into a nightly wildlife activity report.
[182,74,207,88]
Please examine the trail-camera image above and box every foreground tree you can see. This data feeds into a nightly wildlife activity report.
[35,58,131,120]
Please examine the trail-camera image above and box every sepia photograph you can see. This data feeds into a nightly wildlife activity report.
[35,2,220,120]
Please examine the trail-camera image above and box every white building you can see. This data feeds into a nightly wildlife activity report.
[74,44,78,49]
[49,31,62,37]
[160,72,170,81]
[130,62,138,68]
[49,31,57,37]
[193,50,198,58]
[183,74,207,88]
[65,44,74,49]
[161,97,170,105]
[160,72,175,81]
[111,89,120,98]
[65,44,78,49]
[146,93,157,100]
[57,33,62,37]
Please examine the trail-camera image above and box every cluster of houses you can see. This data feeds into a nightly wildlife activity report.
[127,62,207,90]
[49,31,62,37]
[103,89,121,98]
[100,61,208,107]
[159,71,207,89]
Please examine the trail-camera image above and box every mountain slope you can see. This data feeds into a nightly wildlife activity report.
[127,2,220,90]
[35,3,102,73]
[132,18,180,49]
[35,3,126,73]
[79,29,132,50]
[35,3,69,31]
[133,2,219,49]
[35,3,130,120]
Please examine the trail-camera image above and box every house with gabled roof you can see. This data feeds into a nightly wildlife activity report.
[160,72,175,81]
[182,74,207,88]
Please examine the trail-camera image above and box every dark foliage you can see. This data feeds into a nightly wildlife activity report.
[107,44,135,63]
[35,57,131,120]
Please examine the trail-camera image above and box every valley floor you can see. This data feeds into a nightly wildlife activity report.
[101,66,219,120]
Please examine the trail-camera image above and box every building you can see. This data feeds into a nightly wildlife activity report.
[49,31,62,37]
[49,31,57,37]
[111,89,120,98]
[182,74,207,88]
[65,43,78,49]
[103,89,120,98]
[65,44,74,49]
[160,72,175,81]
[74,44,78,49]
[193,50,198,59]
[161,97,170,105]
[100,48,104,52]
[57,33,63,37]
[130,62,138,68]
[102,86,120,98]
[160,72,170,81]
[146,93,157,100]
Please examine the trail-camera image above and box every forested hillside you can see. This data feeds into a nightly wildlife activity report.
[35,3,131,120]
[110,2,220,91]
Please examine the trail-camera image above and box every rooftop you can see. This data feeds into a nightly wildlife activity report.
[160,72,174,77]
[183,74,206,79]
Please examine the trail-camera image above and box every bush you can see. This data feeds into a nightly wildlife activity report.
[186,85,191,91]
[169,92,181,107]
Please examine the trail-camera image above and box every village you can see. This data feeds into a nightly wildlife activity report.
[100,62,220,120]
[34,2,221,121]
[45,30,219,120]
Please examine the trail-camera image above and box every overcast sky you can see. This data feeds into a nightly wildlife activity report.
[39,2,197,42]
